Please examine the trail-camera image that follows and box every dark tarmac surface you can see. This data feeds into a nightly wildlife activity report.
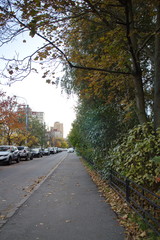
[0,153,124,240]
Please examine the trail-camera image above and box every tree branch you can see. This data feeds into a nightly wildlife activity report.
[0,4,132,80]
[69,63,131,75]
[136,26,160,57]
[83,0,110,26]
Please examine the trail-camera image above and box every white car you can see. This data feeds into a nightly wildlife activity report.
[0,145,20,165]
[17,146,33,160]
[67,148,74,153]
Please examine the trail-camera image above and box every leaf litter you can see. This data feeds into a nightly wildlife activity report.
[22,176,46,194]
[81,159,149,240]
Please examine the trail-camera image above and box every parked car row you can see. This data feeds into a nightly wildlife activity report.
[0,145,68,165]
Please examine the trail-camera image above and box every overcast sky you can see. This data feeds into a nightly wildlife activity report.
[0,32,77,138]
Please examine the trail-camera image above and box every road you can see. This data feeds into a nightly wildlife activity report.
[0,151,67,225]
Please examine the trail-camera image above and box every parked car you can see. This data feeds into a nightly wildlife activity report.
[57,148,62,152]
[31,148,43,158]
[62,148,68,151]
[41,148,45,155]
[43,148,50,156]
[67,148,74,153]
[0,145,20,165]
[48,147,54,154]
[17,146,33,161]
[53,147,58,153]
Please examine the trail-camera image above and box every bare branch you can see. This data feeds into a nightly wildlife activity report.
[0,3,131,84]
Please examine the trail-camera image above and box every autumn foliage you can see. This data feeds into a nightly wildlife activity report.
[0,91,26,145]
[0,0,160,128]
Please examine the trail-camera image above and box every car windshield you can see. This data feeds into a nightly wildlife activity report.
[17,147,24,150]
[31,148,39,152]
[0,146,10,151]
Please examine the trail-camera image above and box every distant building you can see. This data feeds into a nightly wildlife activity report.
[54,122,63,137]
[49,122,64,138]
[19,104,45,128]
[53,129,63,138]
[31,111,44,124]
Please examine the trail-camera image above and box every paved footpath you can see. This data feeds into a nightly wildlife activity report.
[0,153,125,240]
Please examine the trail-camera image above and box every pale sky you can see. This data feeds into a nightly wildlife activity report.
[0,32,77,138]
[1,77,77,138]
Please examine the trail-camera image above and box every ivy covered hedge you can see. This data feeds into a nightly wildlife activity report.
[108,123,160,190]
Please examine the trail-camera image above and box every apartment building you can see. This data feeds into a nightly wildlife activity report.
[31,111,44,124]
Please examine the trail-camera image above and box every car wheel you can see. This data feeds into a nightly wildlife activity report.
[7,157,12,165]
[25,155,29,161]
[30,155,33,160]
[16,156,20,163]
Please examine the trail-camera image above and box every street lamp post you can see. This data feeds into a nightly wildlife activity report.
[25,104,29,131]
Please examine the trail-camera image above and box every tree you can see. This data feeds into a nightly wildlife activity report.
[50,137,68,148]
[0,91,26,144]
[68,95,136,169]
[0,91,47,146]
[154,3,160,130]
[61,0,158,126]
[0,0,160,129]
[29,117,47,147]
[68,118,94,164]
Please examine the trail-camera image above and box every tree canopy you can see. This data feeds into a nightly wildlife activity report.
[0,91,48,146]
[0,0,160,128]
[0,91,26,144]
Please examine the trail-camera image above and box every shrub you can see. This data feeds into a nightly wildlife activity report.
[109,122,160,190]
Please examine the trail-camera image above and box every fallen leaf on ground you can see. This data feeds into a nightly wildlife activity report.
[81,158,146,240]
[65,219,71,223]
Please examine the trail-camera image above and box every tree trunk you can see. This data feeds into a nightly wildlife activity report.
[133,73,148,124]
[154,3,160,130]
[126,0,147,124]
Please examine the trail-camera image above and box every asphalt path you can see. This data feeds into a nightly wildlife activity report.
[0,153,124,240]
[0,152,67,224]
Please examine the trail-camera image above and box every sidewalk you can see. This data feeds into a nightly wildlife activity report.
[0,153,125,240]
